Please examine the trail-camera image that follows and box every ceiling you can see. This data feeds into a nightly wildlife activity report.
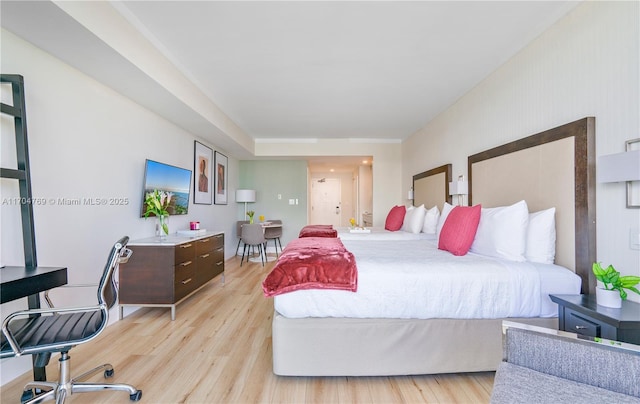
[113,1,577,141]
[1,1,579,165]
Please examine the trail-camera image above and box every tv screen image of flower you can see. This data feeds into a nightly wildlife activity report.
[141,159,192,217]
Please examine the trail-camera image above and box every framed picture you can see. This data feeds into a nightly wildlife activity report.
[194,141,213,204]
[627,138,640,208]
[214,151,228,205]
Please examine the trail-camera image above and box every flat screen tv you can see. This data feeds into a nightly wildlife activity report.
[141,159,192,217]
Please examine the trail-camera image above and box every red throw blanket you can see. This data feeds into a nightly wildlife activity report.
[262,237,357,297]
[298,224,337,238]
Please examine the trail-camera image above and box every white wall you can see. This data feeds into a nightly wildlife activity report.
[256,139,402,225]
[402,1,640,300]
[1,29,239,383]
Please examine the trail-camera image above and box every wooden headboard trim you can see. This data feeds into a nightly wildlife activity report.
[412,164,453,206]
[467,117,596,294]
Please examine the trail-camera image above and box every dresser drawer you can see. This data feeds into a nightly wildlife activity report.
[174,260,196,300]
[195,236,215,255]
[195,250,216,285]
[565,308,600,338]
[211,233,224,249]
[175,242,195,265]
[213,244,224,263]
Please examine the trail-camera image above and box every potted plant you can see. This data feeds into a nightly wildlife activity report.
[592,262,640,308]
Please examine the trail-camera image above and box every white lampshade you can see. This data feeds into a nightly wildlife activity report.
[236,189,256,203]
[449,180,469,196]
[407,189,414,200]
[597,150,640,183]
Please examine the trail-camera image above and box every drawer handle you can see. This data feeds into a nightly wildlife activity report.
[181,261,193,267]
[200,238,211,243]
[575,325,587,330]
[216,261,223,266]
[180,243,193,249]
[217,248,223,252]
[182,278,192,285]
[200,253,210,258]
[215,234,223,239]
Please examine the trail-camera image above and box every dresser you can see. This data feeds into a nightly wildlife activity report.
[119,231,224,320]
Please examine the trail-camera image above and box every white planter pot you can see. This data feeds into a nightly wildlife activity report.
[596,287,622,308]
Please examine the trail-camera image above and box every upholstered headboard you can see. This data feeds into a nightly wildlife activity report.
[468,117,596,294]
[412,164,452,209]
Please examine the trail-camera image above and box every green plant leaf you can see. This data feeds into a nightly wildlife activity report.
[592,262,605,276]
[620,276,640,287]
[626,286,640,296]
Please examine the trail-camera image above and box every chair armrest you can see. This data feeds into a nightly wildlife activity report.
[44,284,97,308]
[2,304,106,356]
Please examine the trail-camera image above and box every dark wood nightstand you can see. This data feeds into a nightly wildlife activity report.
[550,294,640,345]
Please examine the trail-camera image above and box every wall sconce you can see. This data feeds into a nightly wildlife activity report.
[597,139,640,208]
[236,189,256,217]
[449,175,469,206]
[407,187,414,201]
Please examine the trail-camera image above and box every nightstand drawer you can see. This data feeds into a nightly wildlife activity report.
[566,308,600,338]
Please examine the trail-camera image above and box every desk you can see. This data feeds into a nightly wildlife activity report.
[1,266,68,304]
[1,265,68,381]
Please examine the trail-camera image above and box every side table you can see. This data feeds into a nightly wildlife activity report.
[550,294,640,345]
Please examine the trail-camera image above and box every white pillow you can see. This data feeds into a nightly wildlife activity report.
[470,200,529,262]
[436,202,454,241]
[422,205,440,234]
[403,204,427,234]
[401,205,415,232]
[525,207,556,264]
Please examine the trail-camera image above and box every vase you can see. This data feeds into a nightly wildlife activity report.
[157,215,169,238]
[596,287,622,308]
[249,217,254,224]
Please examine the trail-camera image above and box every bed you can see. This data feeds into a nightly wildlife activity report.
[269,117,596,376]
[336,164,451,241]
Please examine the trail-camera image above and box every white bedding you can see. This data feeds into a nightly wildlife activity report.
[274,238,581,319]
[337,226,435,241]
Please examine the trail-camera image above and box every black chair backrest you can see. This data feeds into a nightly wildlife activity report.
[98,236,130,309]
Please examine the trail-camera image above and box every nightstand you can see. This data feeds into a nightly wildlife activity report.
[550,294,640,345]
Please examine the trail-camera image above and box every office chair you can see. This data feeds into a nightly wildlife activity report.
[0,236,142,403]
[240,223,266,266]
[235,220,250,256]
[263,219,283,258]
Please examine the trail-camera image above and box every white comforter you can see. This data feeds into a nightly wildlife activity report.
[274,238,581,319]
[337,226,435,241]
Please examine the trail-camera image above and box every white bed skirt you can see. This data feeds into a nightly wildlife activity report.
[272,312,557,376]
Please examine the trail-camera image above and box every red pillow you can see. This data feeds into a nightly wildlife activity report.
[438,205,482,256]
[385,205,406,231]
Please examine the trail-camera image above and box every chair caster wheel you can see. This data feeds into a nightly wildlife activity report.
[130,390,142,401]
[104,368,114,378]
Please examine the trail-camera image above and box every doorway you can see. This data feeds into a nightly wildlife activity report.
[310,178,342,226]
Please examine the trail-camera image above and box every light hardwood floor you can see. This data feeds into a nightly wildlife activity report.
[2,256,494,403]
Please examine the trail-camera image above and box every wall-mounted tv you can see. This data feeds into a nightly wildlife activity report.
[141,159,192,217]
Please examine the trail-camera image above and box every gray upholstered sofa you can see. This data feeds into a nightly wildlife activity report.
[491,321,640,404]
